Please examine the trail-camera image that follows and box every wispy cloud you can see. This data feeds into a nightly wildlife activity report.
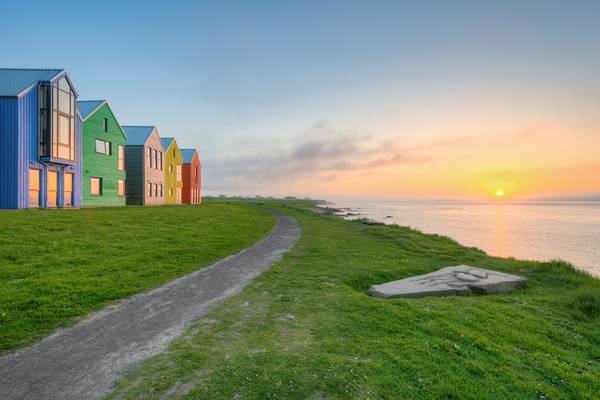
[205,121,432,191]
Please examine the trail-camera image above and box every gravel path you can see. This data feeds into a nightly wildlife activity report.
[0,210,300,400]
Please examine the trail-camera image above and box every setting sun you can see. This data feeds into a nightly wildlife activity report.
[496,189,504,198]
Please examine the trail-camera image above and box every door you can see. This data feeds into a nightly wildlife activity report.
[47,171,58,208]
[63,173,73,207]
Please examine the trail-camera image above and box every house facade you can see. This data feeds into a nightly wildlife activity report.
[0,68,82,209]
[161,138,183,205]
[78,100,127,207]
[180,149,201,205]
[123,126,164,205]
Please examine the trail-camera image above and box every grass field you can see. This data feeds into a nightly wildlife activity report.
[108,200,600,400]
[0,204,276,352]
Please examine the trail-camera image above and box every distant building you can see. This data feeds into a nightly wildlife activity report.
[180,149,201,204]
[122,126,164,205]
[161,138,183,204]
[78,100,127,207]
[0,68,81,209]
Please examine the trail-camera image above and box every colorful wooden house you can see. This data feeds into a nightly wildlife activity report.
[0,68,82,209]
[122,126,164,205]
[78,100,127,207]
[180,149,201,205]
[160,138,183,204]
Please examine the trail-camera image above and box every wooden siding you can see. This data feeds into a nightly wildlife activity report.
[0,97,19,208]
[163,139,183,205]
[182,151,201,205]
[143,129,164,205]
[82,103,126,207]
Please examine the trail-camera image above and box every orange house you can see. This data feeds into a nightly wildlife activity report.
[180,149,201,204]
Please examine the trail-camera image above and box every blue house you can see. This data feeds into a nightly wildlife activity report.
[0,68,82,209]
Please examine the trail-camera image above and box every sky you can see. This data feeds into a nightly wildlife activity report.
[2,0,599,200]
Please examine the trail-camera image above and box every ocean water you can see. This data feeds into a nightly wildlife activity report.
[330,200,600,277]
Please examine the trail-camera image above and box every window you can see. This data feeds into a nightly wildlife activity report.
[159,152,163,170]
[102,118,108,132]
[169,165,173,173]
[118,180,125,196]
[39,77,76,161]
[176,187,181,203]
[176,165,181,182]
[169,188,173,196]
[47,171,58,207]
[154,183,158,197]
[153,149,157,170]
[91,177,102,196]
[159,184,163,197]
[29,169,40,208]
[118,145,125,170]
[147,182,152,197]
[64,173,73,207]
[194,165,198,180]
[148,147,153,168]
[95,139,111,155]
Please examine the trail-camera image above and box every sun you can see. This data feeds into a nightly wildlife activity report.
[495,189,504,198]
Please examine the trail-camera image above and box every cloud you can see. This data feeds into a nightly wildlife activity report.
[204,121,431,191]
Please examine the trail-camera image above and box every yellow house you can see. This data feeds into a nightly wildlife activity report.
[160,138,183,204]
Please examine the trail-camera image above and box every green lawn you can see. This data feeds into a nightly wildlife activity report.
[0,203,276,352]
[109,200,600,400]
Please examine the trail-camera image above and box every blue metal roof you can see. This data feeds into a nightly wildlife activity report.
[0,68,64,97]
[160,137,175,150]
[122,126,156,145]
[77,100,105,120]
[181,149,198,164]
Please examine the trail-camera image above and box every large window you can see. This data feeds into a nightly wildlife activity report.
[159,152,163,170]
[47,171,58,207]
[95,139,111,155]
[118,180,125,196]
[153,149,157,170]
[147,182,152,197]
[147,148,152,168]
[39,77,76,161]
[118,145,125,170]
[176,165,181,182]
[64,173,73,207]
[91,177,102,196]
[29,169,40,208]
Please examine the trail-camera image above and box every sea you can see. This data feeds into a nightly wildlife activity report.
[329,200,600,278]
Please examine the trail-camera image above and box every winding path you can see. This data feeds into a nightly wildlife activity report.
[0,210,300,400]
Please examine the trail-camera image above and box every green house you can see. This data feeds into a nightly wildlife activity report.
[78,100,127,207]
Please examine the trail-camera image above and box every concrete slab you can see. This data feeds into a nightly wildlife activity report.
[369,265,528,299]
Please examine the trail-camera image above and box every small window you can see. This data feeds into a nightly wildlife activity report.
[118,180,125,196]
[159,184,163,197]
[95,139,110,155]
[153,149,158,169]
[159,152,163,170]
[118,145,125,170]
[169,165,173,173]
[102,118,108,132]
[169,188,173,196]
[176,165,181,182]
[91,177,102,196]
[147,182,152,197]
[29,169,40,208]
[148,147,153,168]
[153,183,158,197]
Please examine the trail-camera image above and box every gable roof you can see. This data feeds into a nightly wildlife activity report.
[181,149,198,164]
[122,126,156,145]
[0,68,65,97]
[160,137,175,151]
[77,100,105,120]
